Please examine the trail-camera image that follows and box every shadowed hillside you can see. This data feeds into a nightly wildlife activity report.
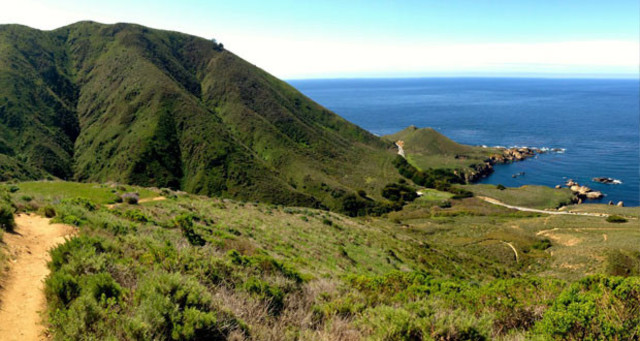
[0,22,397,209]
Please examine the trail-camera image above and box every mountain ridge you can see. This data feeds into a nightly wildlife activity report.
[0,21,397,209]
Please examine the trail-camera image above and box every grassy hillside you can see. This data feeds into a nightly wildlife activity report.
[0,22,397,210]
[3,181,638,340]
[384,126,500,173]
[463,184,575,209]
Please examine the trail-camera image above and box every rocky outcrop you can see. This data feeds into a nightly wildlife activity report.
[592,177,622,184]
[487,147,542,164]
[564,179,604,200]
[466,147,542,182]
[463,162,494,182]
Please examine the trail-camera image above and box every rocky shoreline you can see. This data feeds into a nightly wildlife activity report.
[464,147,547,182]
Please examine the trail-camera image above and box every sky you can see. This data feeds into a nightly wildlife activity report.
[0,0,638,79]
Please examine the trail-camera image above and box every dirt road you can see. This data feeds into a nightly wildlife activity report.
[478,196,609,217]
[0,214,75,341]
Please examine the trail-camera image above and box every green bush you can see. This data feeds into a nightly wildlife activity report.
[496,184,506,190]
[606,215,627,223]
[174,214,206,246]
[244,277,285,314]
[44,205,56,218]
[535,275,640,339]
[133,272,246,340]
[9,185,19,193]
[382,182,418,203]
[45,271,80,308]
[21,195,32,202]
[0,203,15,231]
[532,238,552,250]
[123,209,150,223]
[61,197,97,211]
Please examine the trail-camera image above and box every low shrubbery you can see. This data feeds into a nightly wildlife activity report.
[0,188,15,231]
[606,215,628,223]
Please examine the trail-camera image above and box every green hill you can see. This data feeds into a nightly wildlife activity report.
[385,125,475,156]
[384,126,500,177]
[0,22,396,209]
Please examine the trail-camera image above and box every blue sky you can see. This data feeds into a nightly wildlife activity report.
[1,0,638,78]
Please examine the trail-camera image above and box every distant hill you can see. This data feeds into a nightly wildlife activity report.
[0,22,397,209]
[384,125,475,156]
[383,126,499,178]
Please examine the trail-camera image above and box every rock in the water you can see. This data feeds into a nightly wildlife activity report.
[585,191,603,199]
[593,177,621,184]
[608,201,613,205]
[617,201,624,207]
[555,185,562,189]
[566,180,578,187]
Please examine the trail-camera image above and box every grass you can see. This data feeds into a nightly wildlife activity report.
[384,126,501,172]
[0,180,633,340]
[13,181,158,204]
[463,184,575,209]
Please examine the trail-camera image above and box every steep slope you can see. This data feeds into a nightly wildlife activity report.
[0,22,397,208]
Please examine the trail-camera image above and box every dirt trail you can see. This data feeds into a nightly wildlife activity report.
[0,214,75,341]
[478,196,609,217]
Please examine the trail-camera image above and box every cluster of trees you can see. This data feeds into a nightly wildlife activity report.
[392,156,473,199]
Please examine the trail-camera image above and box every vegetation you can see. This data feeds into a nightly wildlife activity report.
[0,22,399,211]
[384,126,502,177]
[463,184,575,209]
[606,215,628,223]
[0,21,638,341]
[1,181,637,340]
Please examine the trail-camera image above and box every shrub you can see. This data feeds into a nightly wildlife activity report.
[121,192,139,204]
[357,189,367,198]
[133,272,246,340]
[174,214,206,246]
[61,197,97,211]
[9,185,19,193]
[84,272,123,302]
[606,215,627,223]
[496,184,506,190]
[535,275,640,340]
[532,238,552,250]
[123,209,150,223]
[322,218,333,226]
[21,195,32,202]
[45,271,80,308]
[448,187,474,199]
[382,183,418,203]
[358,306,424,340]
[44,205,56,218]
[244,277,285,314]
[0,204,15,231]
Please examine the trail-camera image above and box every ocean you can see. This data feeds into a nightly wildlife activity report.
[288,78,640,206]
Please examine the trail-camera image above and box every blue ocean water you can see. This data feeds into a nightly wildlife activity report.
[289,78,640,206]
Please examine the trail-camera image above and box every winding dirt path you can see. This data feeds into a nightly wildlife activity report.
[0,214,75,341]
[478,196,609,217]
